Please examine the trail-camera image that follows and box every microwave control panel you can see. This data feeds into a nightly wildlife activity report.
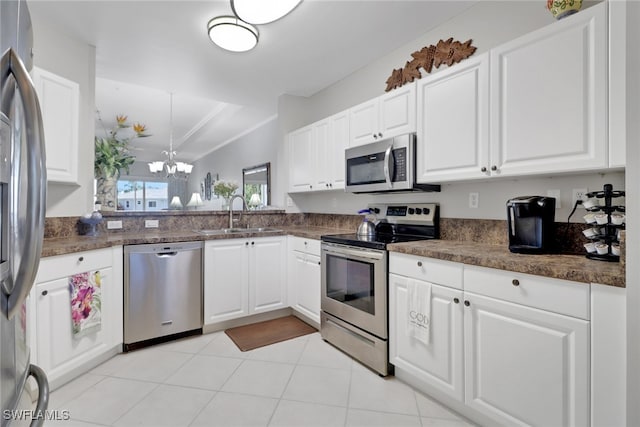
[392,148,407,182]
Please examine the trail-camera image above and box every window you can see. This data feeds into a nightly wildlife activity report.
[117,180,169,211]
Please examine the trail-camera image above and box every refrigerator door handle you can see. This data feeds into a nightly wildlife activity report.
[1,48,46,319]
[28,364,49,427]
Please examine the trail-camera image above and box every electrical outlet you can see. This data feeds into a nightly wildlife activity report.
[469,192,479,209]
[145,219,159,228]
[572,188,588,207]
[547,189,561,209]
[106,220,122,230]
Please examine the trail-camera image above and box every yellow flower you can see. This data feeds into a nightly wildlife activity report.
[133,123,147,135]
[116,115,128,127]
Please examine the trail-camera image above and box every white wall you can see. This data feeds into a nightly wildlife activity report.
[31,14,96,217]
[189,117,279,210]
[276,0,621,221]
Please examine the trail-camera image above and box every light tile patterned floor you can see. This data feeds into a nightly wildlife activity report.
[46,332,475,427]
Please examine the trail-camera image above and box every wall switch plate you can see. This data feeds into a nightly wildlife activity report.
[547,189,561,209]
[469,192,479,208]
[106,220,122,230]
[287,196,294,207]
[572,188,588,208]
[145,219,159,228]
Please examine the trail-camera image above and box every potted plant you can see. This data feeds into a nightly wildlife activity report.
[94,114,149,210]
[213,179,239,210]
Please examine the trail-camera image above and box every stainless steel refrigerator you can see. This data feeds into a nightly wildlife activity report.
[0,1,48,426]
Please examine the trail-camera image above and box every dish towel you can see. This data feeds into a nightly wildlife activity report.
[69,271,102,337]
[406,279,432,345]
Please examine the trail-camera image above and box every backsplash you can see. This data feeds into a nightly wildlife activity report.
[45,212,588,255]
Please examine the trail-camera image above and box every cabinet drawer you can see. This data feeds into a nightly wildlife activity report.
[36,247,113,283]
[463,265,589,320]
[290,236,321,256]
[389,253,463,290]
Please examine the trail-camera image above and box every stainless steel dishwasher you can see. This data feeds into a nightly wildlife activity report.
[124,241,203,351]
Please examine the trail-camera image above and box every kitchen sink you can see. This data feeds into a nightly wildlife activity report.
[195,227,282,236]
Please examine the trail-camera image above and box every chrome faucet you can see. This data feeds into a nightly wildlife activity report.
[229,194,248,229]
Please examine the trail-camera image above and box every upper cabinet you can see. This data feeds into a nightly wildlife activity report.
[288,109,348,193]
[416,53,489,183]
[489,2,607,177]
[32,67,80,185]
[349,83,416,147]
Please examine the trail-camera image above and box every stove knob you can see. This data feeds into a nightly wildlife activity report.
[423,208,430,215]
[415,208,422,215]
[408,208,415,215]
[373,208,380,214]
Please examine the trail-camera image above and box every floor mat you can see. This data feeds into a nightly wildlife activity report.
[224,315,317,352]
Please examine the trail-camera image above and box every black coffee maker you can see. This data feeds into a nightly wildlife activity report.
[506,196,556,254]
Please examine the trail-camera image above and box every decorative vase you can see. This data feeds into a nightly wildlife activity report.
[96,173,118,211]
[547,0,582,19]
[221,196,231,211]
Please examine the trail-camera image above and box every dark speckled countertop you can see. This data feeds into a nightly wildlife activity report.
[42,225,624,288]
[388,240,624,287]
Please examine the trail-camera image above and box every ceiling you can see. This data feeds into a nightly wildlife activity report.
[28,0,476,163]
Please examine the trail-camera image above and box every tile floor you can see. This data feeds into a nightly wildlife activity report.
[46,331,475,427]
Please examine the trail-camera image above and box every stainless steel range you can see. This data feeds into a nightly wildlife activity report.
[320,203,439,375]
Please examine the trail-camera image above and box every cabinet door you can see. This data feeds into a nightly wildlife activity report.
[328,110,349,190]
[204,240,249,324]
[490,3,606,177]
[389,274,464,401]
[379,83,416,140]
[36,267,113,383]
[288,126,314,192]
[290,251,321,324]
[349,98,379,147]
[416,54,489,183]
[464,291,589,427]
[32,67,79,184]
[249,237,287,314]
[313,118,331,190]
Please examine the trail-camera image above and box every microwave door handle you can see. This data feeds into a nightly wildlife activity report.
[2,49,46,319]
[509,206,516,236]
[383,144,394,189]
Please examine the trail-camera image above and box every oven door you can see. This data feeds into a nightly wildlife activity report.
[321,242,387,339]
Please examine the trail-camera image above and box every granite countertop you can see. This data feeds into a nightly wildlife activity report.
[42,227,624,288]
[40,226,347,258]
[388,240,625,287]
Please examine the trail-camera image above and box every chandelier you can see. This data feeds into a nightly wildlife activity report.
[148,92,193,179]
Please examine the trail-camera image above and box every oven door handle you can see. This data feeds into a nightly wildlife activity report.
[322,246,385,262]
[383,143,394,189]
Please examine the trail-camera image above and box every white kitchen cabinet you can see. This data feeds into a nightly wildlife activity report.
[30,246,123,388]
[463,291,589,427]
[389,272,464,401]
[31,67,79,185]
[389,253,590,426]
[287,237,321,325]
[608,0,626,168]
[416,53,489,183]
[204,236,286,325]
[289,110,348,193]
[349,83,416,147]
[288,125,315,192]
[489,2,607,177]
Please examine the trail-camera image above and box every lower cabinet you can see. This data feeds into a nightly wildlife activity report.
[204,236,287,325]
[389,253,589,426]
[30,246,123,388]
[287,237,321,325]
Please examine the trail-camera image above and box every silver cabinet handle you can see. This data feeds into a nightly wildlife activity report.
[1,48,46,319]
[417,261,422,267]
[512,279,520,286]
[491,165,498,171]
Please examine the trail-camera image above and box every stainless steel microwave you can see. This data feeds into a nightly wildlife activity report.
[344,133,440,193]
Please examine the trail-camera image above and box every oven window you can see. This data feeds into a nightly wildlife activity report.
[325,254,375,315]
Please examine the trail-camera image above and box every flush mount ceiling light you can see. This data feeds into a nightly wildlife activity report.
[207,15,259,52]
[231,0,302,25]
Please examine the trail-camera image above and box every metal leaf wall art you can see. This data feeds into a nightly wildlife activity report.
[385,38,477,92]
